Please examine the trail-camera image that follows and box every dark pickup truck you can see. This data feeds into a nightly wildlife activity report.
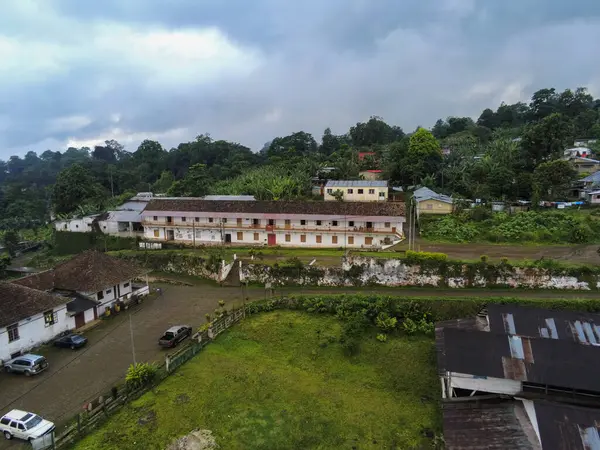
[158,325,192,348]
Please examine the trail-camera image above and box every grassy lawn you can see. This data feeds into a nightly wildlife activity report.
[75,311,441,450]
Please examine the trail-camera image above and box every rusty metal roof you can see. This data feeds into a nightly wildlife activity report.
[443,400,540,449]
[440,327,600,393]
[487,304,600,346]
[534,400,600,449]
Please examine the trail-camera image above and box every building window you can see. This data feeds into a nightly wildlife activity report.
[300,235,306,243]
[237,218,242,226]
[124,282,130,288]
[209,218,214,223]
[369,189,375,194]
[349,221,354,227]
[222,218,227,223]
[98,291,104,300]
[254,233,259,241]
[285,234,291,242]
[301,220,306,225]
[7,324,19,342]
[181,217,186,222]
[332,236,338,244]
[426,203,433,210]
[332,221,338,226]
[326,189,333,194]
[253,219,260,226]
[195,217,200,222]
[44,310,58,326]
[268,219,275,226]
[347,189,353,194]
[75,225,79,228]
[365,237,373,245]
[384,222,391,228]
[153,216,158,221]
[316,235,322,243]
[348,236,354,245]
[154,229,159,237]
[316,220,322,226]
[285,219,291,226]
[106,289,111,294]
[237,232,243,240]
[357,189,364,194]
[379,192,385,197]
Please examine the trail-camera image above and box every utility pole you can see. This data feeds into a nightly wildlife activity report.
[129,313,137,365]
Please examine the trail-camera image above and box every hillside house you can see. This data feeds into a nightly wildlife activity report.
[568,156,600,175]
[413,187,453,216]
[142,198,404,249]
[324,180,388,202]
[4,251,149,360]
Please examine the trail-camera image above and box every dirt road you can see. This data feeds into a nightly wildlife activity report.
[0,282,598,448]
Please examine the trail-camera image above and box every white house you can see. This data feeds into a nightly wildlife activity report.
[3,251,149,361]
[0,283,73,362]
[324,180,388,202]
[142,198,405,249]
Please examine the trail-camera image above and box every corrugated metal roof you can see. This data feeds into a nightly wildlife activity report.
[106,210,143,223]
[325,180,388,187]
[534,401,600,449]
[487,304,600,345]
[413,187,453,204]
[203,195,256,201]
[581,171,600,183]
[116,201,149,211]
[439,327,600,392]
[443,400,539,449]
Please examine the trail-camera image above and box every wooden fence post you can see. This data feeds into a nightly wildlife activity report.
[165,354,170,373]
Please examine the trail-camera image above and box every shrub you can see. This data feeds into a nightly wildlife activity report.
[125,363,157,390]
[404,251,448,264]
[375,312,397,332]
[376,333,387,343]
[417,317,435,336]
[402,318,418,335]
[480,255,488,263]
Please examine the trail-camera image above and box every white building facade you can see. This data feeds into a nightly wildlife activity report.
[324,180,388,202]
[142,199,405,249]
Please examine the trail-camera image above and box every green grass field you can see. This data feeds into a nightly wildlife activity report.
[75,311,441,450]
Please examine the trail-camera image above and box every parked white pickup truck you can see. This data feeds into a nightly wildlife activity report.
[0,410,55,441]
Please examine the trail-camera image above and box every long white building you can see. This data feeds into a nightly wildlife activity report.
[142,198,405,249]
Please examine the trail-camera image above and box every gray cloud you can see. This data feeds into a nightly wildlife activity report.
[1,0,600,157]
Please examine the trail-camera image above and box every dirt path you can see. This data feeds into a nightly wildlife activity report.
[0,282,598,449]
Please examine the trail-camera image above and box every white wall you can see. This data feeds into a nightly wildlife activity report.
[84,308,95,323]
[54,217,96,233]
[0,305,73,362]
[449,372,522,396]
[324,186,388,202]
[89,279,134,315]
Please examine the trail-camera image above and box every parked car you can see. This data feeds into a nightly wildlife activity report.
[54,333,88,349]
[0,409,55,441]
[159,325,192,348]
[3,354,48,376]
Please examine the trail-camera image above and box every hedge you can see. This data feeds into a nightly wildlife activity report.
[53,231,138,255]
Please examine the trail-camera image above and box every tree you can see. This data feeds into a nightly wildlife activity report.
[52,164,105,214]
[521,113,574,167]
[167,163,211,197]
[267,132,318,158]
[349,116,403,147]
[477,108,499,130]
[406,128,442,184]
[320,128,340,155]
[532,159,577,200]
[152,171,175,194]
[2,230,19,257]
[529,88,559,121]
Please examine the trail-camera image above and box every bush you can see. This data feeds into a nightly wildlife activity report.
[404,251,448,264]
[125,363,157,390]
[402,318,418,335]
[376,333,387,343]
[480,255,488,263]
[375,312,397,332]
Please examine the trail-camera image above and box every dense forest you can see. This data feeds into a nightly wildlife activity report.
[2,86,600,230]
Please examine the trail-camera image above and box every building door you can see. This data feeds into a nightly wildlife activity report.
[74,312,85,329]
[225,233,232,243]
[268,234,276,246]
[93,307,98,320]
[166,229,174,241]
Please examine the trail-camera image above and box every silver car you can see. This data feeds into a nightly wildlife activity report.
[4,354,48,376]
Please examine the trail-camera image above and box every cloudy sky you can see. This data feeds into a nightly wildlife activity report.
[1,0,600,157]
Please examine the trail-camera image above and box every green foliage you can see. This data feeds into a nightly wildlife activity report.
[376,333,387,343]
[402,318,418,335]
[125,363,157,390]
[421,210,600,244]
[53,231,137,255]
[2,230,20,257]
[375,312,398,331]
[0,253,11,274]
[52,164,107,214]
[404,250,448,263]
[533,159,578,200]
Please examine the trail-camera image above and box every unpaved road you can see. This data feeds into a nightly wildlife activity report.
[1,282,599,448]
